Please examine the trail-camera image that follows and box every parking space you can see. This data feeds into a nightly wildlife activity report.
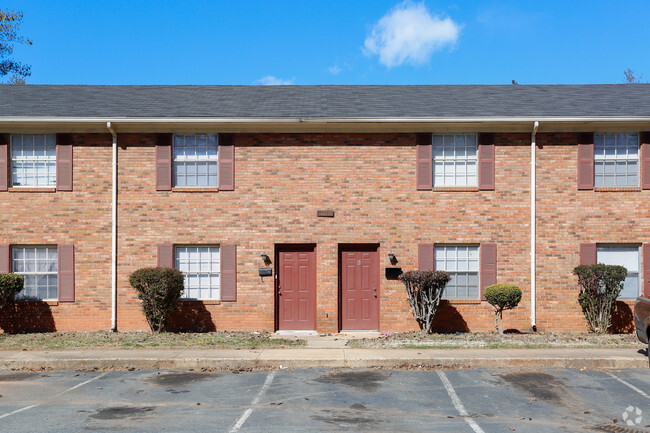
[0,368,648,432]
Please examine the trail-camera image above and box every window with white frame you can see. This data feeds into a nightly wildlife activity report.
[175,246,220,300]
[435,245,480,299]
[12,246,58,300]
[596,245,640,300]
[433,133,478,187]
[10,134,57,187]
[594,133,639,187]
[173,134,218,187]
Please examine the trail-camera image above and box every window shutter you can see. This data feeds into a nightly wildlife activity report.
[480,243,497,301]
[579,243,597,265]
[155,133,173,191]
[478,133,495,190]
[641,132,650,190]
[577,133,594,190]
[0,133,9,191]
[157,244,174,268]
[56,133,73,191]
[218,133,235,191]
[58,244,75,302]
[418,244,434,271]
[0,244,10,273]
[221,244,237,301]
[644,244,650,297]
[416,133,432,190]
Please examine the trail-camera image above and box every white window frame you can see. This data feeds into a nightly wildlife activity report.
[594,133,639,187]
[432,133,478,187]
[12,246,58,301]
[175,245,221,300]
[10,134,57,188]
[596,245,641,300]
[173,134,219,187]
[435,245,480,300]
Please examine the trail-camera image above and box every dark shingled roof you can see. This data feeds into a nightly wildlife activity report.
[1,84,650,118]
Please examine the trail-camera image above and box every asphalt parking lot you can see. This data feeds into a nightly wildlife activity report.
[0,368,648,432]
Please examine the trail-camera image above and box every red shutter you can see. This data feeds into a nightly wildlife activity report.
[220,244,237,301]
[644,244,650,297]
[641,132,650,190]
[480,243,497,301]
[157,244,174,268]
[478,133,495,190]
[0,133,9,191]
[418,243,434,271]
[58,244,75,302]
[56,133,73,191]
[577,133,594,190]
[0,244,10,273]
[416,133,432,190]
[579,243,597,265]
[218,134,235,191]
[155,133,173,191]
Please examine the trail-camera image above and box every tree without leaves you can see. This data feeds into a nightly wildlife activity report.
[622,68,645,84]
[1,9,32,84]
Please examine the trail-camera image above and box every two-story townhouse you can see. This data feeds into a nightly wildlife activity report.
[0,84,649,333]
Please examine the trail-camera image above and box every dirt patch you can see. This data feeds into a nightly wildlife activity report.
[498,371,567,404]
[89,406,155,420]
[147,371,218,388]
[312,409,384,430]
[315,370,390,392]
[0,372,39,381]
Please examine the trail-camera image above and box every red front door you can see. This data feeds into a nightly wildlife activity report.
[277,245,317,331]
[340,245,380,330]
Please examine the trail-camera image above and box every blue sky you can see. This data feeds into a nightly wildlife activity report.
[8,0,650,85]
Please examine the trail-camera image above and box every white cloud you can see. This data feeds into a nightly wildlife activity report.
[256,76,295,85]
[364,1,460,68]
[328,65,342,75]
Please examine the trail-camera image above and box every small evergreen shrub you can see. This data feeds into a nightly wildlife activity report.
[0,273,24,312]
[484,284,522,334]
[399,270,451,334]
[573,264,627,333]
[129,267,185,333]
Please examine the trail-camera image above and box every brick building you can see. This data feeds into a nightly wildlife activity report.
[1,84,649,333]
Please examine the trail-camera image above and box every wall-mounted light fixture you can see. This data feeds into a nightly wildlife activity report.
[261,253,270,262]
[388,252,397,265]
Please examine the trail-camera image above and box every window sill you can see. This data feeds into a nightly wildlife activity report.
[441,299,481,305]
[171,187,219,193]
[594,187,641,192]
[8,187,56,193]
[16,300,59,306]
[179,299,221,305]
[432,187,479,192]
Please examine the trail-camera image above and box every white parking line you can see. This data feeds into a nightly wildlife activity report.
[437,371,485,433]
[606,372,649,399]
[230,370,277,432]
[0,372,107,420]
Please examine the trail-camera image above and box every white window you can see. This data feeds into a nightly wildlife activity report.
[12,246,58,300]
[433,133,478,187]
[173,134,218,187]
[594,133,639,187]
[435,245,480,299]
[175,246,220,300]
[596,246,640,300]
[10,134,57,187]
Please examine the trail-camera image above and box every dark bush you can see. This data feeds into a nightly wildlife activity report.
[573,264,627,333]
[129,267,185,333]
[0,273,24,312]
[399,270,451,334]
[484,284,522,334]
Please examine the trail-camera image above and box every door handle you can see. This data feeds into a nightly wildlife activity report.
[278,288,282,296]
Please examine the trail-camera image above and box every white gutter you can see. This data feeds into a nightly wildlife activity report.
[531,121,539,332]
[107,122,117,332]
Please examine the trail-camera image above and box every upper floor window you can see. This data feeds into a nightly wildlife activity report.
[594,133,639,187]
[435,245,480,299]
[11,134,57,187]
[173,134,218,187]
[175,246,221,300]
[596,245,640,300]
[433,134,478,187]
[12,246,58,300]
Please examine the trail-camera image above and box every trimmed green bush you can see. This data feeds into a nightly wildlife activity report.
[129,267,185,333]
[399,270,451,334]
[573,264,627,333]
[484,284,522,334]
[0,273,24,312]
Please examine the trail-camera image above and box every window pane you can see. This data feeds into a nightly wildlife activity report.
[12,246,58,300]
[10,135,56,187]
[172,135,218,187]
[175,246,220,300]
[435,245,479,299]
[596,246,639,299]
[432,134,478,187]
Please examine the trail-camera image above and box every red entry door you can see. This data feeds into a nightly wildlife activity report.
[277,246,317,330]
[340,246,380,330]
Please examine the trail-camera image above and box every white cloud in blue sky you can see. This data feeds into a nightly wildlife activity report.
[255,76,295,85]
[364,1,460,68]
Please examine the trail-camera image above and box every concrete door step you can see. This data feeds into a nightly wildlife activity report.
[273,330,318,337]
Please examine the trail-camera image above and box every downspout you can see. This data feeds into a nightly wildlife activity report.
[107,122,117,332]
[531,121,539,331]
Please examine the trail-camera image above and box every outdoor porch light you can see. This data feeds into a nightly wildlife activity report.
[261,253,270,262]
[388,253,396,264]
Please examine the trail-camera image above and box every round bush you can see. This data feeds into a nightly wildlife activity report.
[484,284,522,312]
[0,273,25,311]
[129,267,185,332]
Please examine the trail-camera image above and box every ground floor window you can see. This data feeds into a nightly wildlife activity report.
[12,246,58,300]
[596,245,640,300]
[175,246,220,300]
[435,245,479,299]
